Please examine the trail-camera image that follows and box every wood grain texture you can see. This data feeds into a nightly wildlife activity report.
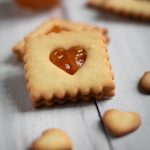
[0,0,110,150]
[64,0,150,150]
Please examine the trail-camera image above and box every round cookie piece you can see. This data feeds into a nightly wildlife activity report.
[32,128,73,150]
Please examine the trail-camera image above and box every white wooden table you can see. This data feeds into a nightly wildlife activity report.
[0,0,150,149]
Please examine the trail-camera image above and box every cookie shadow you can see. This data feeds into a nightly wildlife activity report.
[2,71,33,112]
[3,54,22,67]
[4,55,16,64]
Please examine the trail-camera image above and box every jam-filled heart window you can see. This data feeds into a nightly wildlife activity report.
[50,46,87,75]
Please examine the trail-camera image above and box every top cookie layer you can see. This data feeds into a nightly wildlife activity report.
[24,31,115,106]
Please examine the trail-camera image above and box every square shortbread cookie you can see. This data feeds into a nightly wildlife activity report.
[24,31,115,108]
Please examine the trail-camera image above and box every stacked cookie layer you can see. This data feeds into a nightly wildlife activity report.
[13,19,115,108]
[13,19,109,61]
[89,0,150,21]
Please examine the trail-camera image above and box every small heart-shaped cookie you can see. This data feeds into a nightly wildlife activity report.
[139,71,150,94]
[32,128,73,150]
[102,109,141,137]
[50,46,87,75]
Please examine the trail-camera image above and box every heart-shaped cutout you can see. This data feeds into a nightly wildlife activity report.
[50,46,87,75]
[32,128,73,150]
[102,109,141,137]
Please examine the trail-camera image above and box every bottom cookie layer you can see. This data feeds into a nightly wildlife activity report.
[33,92,114,108]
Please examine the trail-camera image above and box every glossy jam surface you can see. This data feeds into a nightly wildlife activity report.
[50,46,87,75]
[16,0,59,10]
[47,26,68,34]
